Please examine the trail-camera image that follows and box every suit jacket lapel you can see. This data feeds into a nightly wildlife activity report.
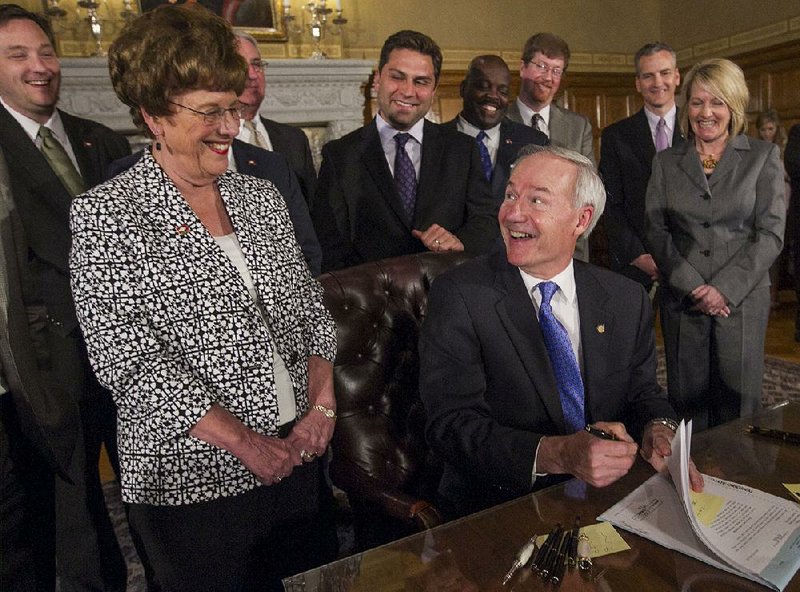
[232,139,265,175]
[359,121,411,230]
[632,109,656,169]
[61,110,93,188]
[492,254,565,430]
[708,134,747,189]
[574,263,612,422]
[675,140,709,193]
[548,104,565,146]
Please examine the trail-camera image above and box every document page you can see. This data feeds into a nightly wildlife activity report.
[599,420,800,591]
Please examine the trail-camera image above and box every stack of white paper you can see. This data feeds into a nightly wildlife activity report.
[598,421,800,591]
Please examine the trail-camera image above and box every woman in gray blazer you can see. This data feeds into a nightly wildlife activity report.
[645,58,785,431]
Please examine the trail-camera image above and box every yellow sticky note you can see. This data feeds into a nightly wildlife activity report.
[535,522,630,558]
[690,489,725,526]
[785,484,800,503]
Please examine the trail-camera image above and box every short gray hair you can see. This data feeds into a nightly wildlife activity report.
[233,31,260,54]
[511,144,606,236]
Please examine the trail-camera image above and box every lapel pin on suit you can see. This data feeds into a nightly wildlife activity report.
[175,223,190,237]
[247,160,256,166]
[83,140,93,147]
[596,324,605,334]
[505,138,513,144]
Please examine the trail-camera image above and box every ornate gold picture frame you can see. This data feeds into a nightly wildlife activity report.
[138,0,287,42]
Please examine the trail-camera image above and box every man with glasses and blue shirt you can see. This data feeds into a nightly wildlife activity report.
[508,33,595,261]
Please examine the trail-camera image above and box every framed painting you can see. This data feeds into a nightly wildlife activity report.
[138,0,287,42]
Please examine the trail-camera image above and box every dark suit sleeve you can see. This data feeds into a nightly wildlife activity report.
[619,281,676,438]
[599,126,646,266]
[278,164,322,277]
[450,143,500,255]
[312,143,359,271]
[787,125,800,181]
[420,274,540,492]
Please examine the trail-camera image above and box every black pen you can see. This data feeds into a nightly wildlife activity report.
[568,517,580,567]
[550,530,570,584]
[585,424,617,440]
[531,524,560,572]
[746,425,800,445]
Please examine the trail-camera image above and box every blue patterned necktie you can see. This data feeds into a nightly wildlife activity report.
[394,133,417,221]
[476,130,493,182]
[537,281,585,433]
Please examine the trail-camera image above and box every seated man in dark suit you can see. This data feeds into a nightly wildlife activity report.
[234,32,318,206]
[312,30,499,272]
[420,144,703,519]
[108,139,322,276]
[442,55,548,204]
[599,42,683,291]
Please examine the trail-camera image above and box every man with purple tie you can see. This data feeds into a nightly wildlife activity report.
[599,42,683,290]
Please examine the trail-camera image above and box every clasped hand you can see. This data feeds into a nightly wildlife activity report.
[238,412,334,486]
[690,284,730,318]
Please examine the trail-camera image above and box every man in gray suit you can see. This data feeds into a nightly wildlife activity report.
[508,32,594,260]
[1,146,80,591]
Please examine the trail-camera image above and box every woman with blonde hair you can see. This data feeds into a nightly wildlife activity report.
[646,58,785,430]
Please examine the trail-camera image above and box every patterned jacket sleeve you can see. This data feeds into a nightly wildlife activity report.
[70,185,218,443]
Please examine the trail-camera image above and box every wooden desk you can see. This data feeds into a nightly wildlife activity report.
[285,402,800,591]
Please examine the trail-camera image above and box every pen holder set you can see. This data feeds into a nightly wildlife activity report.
[503,518,592,587]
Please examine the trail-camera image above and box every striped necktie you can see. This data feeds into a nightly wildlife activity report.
[244,119,268,149]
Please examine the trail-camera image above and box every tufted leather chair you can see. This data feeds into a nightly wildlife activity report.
[318,251,471,551]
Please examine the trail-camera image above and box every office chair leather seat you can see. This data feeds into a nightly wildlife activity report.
[318,251,470,550]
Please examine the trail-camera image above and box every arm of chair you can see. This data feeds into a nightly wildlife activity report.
[330,459,443,531]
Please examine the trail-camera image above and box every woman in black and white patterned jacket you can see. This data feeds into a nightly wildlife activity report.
[69,6,337,591]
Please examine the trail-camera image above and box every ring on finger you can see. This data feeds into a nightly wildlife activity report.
[274,475,283,483]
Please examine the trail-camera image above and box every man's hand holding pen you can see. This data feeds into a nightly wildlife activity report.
[537,420,704,492]
[536,421,639,488]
